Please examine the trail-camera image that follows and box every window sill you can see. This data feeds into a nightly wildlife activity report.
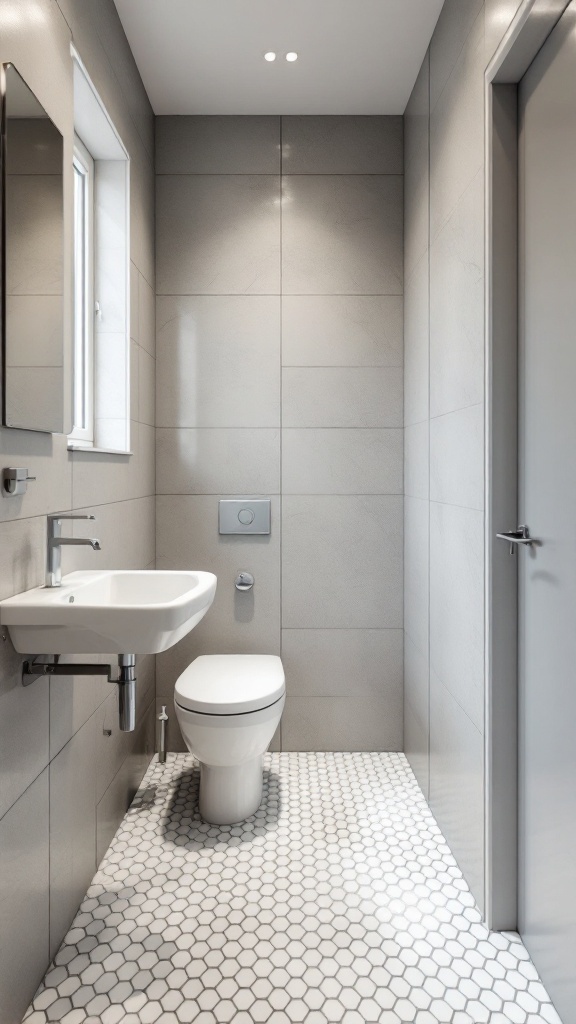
[68,443,133,456]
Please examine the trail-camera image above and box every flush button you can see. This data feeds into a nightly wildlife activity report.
[219,499,271,535]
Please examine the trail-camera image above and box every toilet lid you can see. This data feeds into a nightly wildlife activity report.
[174,654,285,715]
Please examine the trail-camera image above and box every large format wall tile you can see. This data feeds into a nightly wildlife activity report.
[49,716,97,957]
[282,696,402,751]
[157,428,280,495]
[0,770,49,1024]
[156,115,404,757]
[0,2,156,1014]
[430,403,484,510]
[156,175,280,294]
[156,494,281,695]
[404,420,429,501]
[404,496,429,658]
[430,11,485,239]
[282,116,403,174]
[429,0,484,111]
[404,253,429,428]
[282,428,402,495]
[282,628,403,698]
[282,175,403,294]
[0,430,70,524]
[0,639,49,820]
[282,367,402,428]
[282,495,403,629]
[156,296,280,429]
[157,116,281,174]
[429,671,484,905]
[430,501,484,731]
[282,294,402,368]
[404,634,430,796]
[404,55,430,281]
[430,171,484,418]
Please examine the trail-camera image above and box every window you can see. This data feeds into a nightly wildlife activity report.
[70,136,94,446]
[68,48,131,455]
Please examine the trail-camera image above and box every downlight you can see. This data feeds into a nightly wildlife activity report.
[264,51,276,62]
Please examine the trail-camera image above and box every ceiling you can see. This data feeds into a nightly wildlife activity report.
[113,0,444,115]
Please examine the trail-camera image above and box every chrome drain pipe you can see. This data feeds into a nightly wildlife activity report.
[22,653,138,732]
[118,654,136,732]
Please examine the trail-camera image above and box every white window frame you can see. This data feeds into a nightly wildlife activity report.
[69,134,94,446]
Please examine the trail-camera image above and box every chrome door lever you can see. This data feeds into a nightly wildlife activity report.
[496,524,533,554]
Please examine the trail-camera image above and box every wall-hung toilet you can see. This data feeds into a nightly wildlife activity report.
[174,654,285,825]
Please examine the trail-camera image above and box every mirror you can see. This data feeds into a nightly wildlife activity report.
[1,63,64,432]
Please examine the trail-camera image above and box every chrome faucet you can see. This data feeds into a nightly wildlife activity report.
[46,514,101,588]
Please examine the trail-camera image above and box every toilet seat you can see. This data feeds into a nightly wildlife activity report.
[174,654,285,716]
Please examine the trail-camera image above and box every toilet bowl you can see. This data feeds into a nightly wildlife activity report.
[174,654,285,824]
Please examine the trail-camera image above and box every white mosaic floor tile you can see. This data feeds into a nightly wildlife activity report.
[24,752,563,1024]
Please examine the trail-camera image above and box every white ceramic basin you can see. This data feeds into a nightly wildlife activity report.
[0,569,217,655]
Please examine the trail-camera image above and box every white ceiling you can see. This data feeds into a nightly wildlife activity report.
[113,0,444,115]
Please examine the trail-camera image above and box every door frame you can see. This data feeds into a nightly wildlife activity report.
[484,0,571,930]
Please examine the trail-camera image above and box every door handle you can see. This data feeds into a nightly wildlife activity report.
[496,524,533,554]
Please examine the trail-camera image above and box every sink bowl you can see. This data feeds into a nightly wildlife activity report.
[0,569,217,655]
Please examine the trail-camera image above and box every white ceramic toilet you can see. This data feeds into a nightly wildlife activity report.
[174,654,285,825]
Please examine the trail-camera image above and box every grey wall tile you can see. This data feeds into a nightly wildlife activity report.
[156,116,281,173]
[0,638,50,819]
[429,0,484,112]
[0,514,45,599]
[65,497,155,573]
[157,428,280,495]
[49,715,97,957]
[0,430,71,524]
[282,428,402,495]
[0,770,49,1024]
[139,347,155,426]
[282,367,402,428]
[282,696,402,751]
[138,272,156,356]
[429,670,484,908]
[404,254,429,428]
[130,260,139,342]
[282,628,403,698]
[156,494,281,696]
[404,496,429,657]
[430,403,484,509]
[282,495,403,629]
[156,296,280,429]
[430,501,484,732]
[404,55,430,281]
[282,175,403,295]
[430,171,484,418]
[156,175,280,294]
[96,702,155,863]
[282,295,403,368]
[404,635,430,796]
[405,420,429,501]
[282,116,403,174]
[430,13,485,240]
[49,671,109,761]
[0,1,156,1013]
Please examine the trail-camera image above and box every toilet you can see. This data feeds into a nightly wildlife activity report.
[174,654,285,825]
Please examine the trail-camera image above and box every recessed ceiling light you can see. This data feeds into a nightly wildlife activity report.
[285,52,298,62]
[264,51,276,62]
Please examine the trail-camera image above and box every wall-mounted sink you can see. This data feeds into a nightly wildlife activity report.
[0,569,217,655]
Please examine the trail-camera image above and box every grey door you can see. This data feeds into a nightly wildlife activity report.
[518,5,576,1019]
